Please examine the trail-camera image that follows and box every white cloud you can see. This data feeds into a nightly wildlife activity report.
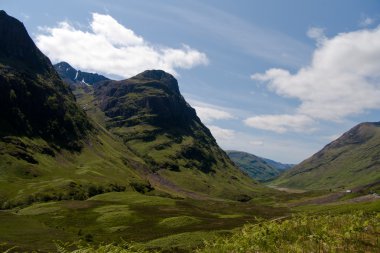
[193,106,235,123]
[35,13,208,78]
[91,13,144,46]
[187,99,236,123]
[249,26,380,133]
[244,114,315,133]
[207,125,235,140]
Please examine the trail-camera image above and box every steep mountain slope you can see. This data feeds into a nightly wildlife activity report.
[0,10,91,149]
[0,11,147,208]
[227,150,292,181]
[273,122,380,190]
[54,61,109,86]
[0,11,267,209]
[82,70,263,200]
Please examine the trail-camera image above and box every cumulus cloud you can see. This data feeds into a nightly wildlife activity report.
[188,99,236,123]
[35,13,208,78]
[244,114,315,133]
[249,26,380,133]
[207,125,235,140]
[193,106,235,123]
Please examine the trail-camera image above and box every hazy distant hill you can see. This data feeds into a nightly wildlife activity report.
[273,122,380,190]
[227,151,293,181]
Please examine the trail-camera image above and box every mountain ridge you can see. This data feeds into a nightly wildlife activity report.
[272,121,380,190]
[0,10,92,149]
[227,150,293,181]
[54,61,109,86]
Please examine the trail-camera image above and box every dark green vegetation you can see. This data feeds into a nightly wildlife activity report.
[0,191,289,252]
[0,10,379,253]
[273,122,380,190]
[0,11,91,149]
[227,150,293,181]
[198,212,380,253]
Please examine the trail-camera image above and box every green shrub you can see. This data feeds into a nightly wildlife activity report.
[197,212,380,253]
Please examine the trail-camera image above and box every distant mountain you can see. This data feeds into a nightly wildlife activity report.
[227,151,293,181]
[262,157,294,171]
[54,61,109,86]
[273,122,380,190]
[0,10,91,149]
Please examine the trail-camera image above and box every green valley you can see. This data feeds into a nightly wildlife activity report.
[0,9,379,253]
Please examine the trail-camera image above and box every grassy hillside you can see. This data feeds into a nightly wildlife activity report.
[272,122,380,190]
[227,150,292,181]
[79,70,266,201]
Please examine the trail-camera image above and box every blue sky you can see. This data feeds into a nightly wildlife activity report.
[2,0,380,163]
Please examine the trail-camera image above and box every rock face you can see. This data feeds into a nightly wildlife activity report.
[54,61,109,86]
[227,151,292,181]
[93,70,228,174]
[273,122,380,190]
[96,70,199,129]
[0,11,91,149]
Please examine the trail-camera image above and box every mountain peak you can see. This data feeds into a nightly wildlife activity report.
[0,12,91,149]
[0,10,53,74]
[273,121,380,190]
[54,61,109,85]
[133,70,180,94]
[54,61,75,71]
[327,121,380,150]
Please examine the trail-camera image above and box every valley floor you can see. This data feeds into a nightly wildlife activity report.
[0,190,288,252]
[0,188,379,252]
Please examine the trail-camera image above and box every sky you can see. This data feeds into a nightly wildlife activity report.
[2,0,380,163]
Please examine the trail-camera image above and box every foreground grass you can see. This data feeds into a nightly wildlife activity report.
[34,211,379,253]
[197,212,380,253]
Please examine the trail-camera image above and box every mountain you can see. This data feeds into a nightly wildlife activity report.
[262,158,294,171]
[227,151,293,181]
[0,11,266,210]
[0,10,91,149]
[54,61,109,86]
[79,70,263,200]
[273,122,380,190]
